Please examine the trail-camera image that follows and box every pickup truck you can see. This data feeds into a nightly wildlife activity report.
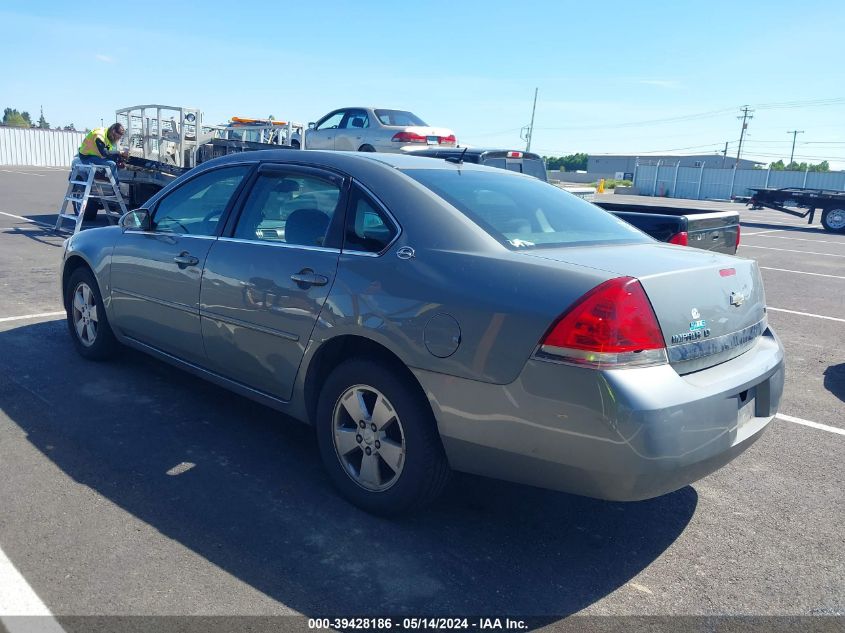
[414,148,740,255]
[594,201,740,255]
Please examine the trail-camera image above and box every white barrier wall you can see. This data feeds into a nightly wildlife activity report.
[633,163,845,200]
[0,127,85,167]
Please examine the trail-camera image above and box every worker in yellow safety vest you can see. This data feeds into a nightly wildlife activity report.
[77,123,129,184]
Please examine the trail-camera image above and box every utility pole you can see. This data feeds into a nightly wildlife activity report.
[522,87,539,152]
[787,130,804,166]
[735,105,754,167]
[721,141,729,168]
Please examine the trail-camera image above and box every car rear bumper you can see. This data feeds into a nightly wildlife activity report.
[414,328,784,501]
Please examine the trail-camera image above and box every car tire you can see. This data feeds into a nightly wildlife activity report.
[65,267,118,360]
[821,207,845,233]
[358,144,376,152]
[316,358,450,515]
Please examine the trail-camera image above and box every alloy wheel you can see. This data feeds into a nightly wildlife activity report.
[72,282,98,347]
[332,385,406,492]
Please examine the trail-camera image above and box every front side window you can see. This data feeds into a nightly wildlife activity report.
[403,169,651,249]
[343,187,397,253]
[316,111,344,130]
[153,165,250,235]
[233,170,342,246]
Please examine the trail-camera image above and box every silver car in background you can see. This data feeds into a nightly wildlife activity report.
[60,151,784,516]
[304,107,456,153]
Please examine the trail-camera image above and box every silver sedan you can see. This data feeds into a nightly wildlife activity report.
[303,107,456,153]
[60,151,784,515]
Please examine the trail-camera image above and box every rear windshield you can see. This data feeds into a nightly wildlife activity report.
[375,110,427,127]
[482,157,548,182]
[403,169,650,249]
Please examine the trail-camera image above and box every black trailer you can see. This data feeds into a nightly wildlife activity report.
[748,187,845,233]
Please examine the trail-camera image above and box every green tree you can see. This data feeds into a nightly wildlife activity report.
[3,107,29,127]
[544,152,589,171]
[771,159,830,172]
[37,106,49,129]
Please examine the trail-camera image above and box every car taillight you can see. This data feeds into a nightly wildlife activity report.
[507,151,523,158]
[735,224,741,248]
[391,132,427,143]
[668,231,688,246]
[439,134,456,145]
[536,277,667,369]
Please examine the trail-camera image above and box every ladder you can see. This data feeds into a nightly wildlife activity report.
[56,160,129,234]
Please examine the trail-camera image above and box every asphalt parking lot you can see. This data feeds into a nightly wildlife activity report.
[0,167,842,629]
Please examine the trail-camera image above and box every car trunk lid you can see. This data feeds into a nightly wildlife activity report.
[521,243,767,373]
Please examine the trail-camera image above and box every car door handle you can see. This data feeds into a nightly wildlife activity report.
[173,252,199,266]
[291,270,329,287]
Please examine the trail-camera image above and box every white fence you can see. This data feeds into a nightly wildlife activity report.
[0,126,85,167]
[633,163,845,200]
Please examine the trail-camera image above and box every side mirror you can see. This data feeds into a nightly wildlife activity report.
[307,122,316,130]
[120,208,151,232]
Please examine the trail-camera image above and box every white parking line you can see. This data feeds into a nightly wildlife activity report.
[0,312,65,324]
[743,234,845,246]
[766,307,845,323]
[776,414,845,437]
[741,244,845,258]
[742,229,782,236]
[0,546,66,632]
[0,211,56,229]
[760,266,845,280]
[0,169,45,177]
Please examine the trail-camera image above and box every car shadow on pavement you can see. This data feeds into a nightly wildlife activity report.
[823,363,845,403]
[0,320,697,622]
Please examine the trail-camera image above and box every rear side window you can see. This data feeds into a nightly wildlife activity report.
[403,169,649,249]
[343,187,397,254]
[233,171,341,246]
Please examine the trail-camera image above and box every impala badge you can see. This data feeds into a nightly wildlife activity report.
[691,308,701,319]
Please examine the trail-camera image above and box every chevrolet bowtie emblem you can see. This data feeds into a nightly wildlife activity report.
[730,291,746,307]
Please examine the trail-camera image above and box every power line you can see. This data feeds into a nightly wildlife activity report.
[754,97,845,110]
[535,107,736,131]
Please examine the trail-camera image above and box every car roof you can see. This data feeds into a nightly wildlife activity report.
[195,148,500,174]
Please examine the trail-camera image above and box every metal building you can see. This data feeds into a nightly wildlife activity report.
[588,154,763,174]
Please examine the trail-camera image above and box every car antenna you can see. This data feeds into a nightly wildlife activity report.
[445,146,469,164]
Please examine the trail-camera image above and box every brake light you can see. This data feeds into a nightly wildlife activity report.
[735,224,741,248]
[668,231,688,246]
[439,134,456,145]
[391,132,427,143]
[537,277,667,369]
[507,151,523,158]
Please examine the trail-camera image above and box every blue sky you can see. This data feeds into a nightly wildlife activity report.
[2,0,844,168]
